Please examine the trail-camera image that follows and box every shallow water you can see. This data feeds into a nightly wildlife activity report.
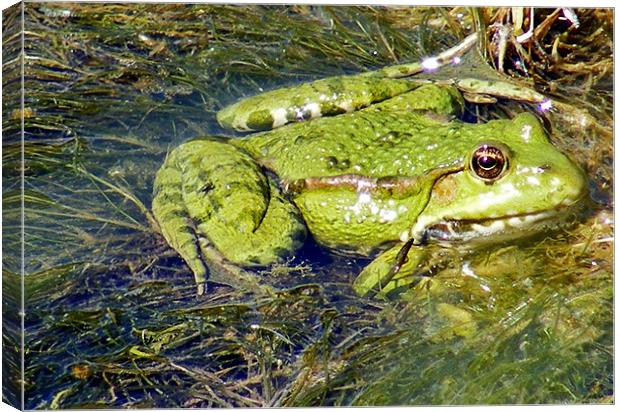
[2,4,613,408]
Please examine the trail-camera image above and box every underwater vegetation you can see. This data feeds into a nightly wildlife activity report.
[2,4,613,408]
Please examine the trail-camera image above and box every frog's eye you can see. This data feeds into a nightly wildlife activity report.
[470,144,508,181]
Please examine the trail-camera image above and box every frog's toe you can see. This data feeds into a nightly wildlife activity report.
[353,257,393,297]
[353,243,427,298]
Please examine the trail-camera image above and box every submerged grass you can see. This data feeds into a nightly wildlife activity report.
[2,4,613,408]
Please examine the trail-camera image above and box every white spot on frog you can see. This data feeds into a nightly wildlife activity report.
[526,176,540,186]
[516,166,529,175]
[400,230,410,242]
[358,192,372,204]
[379,208,398,222]
[471,220,506,235]
[507,217,524,227]
[521,124,533,143]
[476,183,521,209]
[271,108,288,128]
[349,192,372,216]
[344,212,352,224]
[354,180,370,192]
[337,100,354,112]
[304,102,321,118]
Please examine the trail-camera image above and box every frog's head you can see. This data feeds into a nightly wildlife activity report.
[412,112,588,244]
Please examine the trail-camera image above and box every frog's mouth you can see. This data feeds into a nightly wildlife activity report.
[424,202,586,245]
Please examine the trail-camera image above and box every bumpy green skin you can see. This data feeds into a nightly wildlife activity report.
[217,74,419,131]
[152,139,307,286]
[153,78,587,296]
[232,85,466,252]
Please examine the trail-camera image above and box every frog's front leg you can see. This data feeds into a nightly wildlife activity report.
[353,241,429,299]
[153,139,307,294]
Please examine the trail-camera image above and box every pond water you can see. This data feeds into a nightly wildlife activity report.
[2,4,613,408]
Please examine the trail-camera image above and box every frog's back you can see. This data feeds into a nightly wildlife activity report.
[235,108,486,181]
[232,85,476,180]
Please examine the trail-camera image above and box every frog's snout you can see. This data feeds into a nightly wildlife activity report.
[539,157,588,207]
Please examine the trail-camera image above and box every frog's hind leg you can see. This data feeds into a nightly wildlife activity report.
[153,139,307,293]
[152,147,209,289]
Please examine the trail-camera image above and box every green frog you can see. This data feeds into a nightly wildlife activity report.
[152,37,587,297]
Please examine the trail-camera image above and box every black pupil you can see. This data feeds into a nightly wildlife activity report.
[478,155,497,170]
[471,145,506,181]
